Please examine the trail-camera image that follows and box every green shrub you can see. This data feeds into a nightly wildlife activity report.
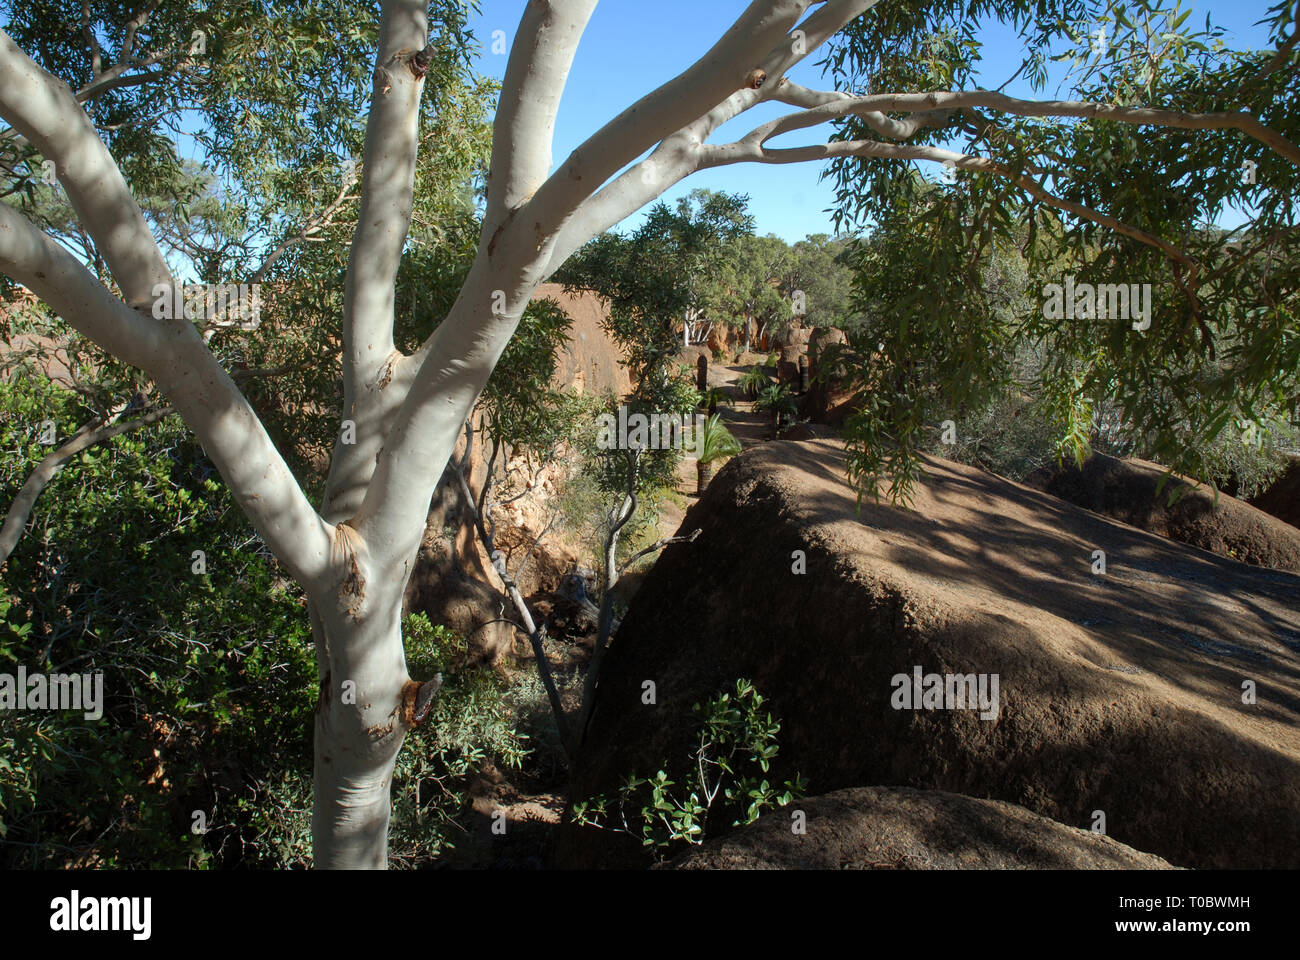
[927,386,1299,498]
[387,613,532,868]
[0,378,530,869]
[0,376,318,867]
[737,367,771,400]
[572,678,806,861]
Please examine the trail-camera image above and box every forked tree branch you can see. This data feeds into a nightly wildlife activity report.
[732,89,1300,166]
[322,0,440,525]
[482,0,598,232]
[525,0,815,243]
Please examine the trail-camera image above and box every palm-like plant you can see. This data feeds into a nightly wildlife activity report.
[755,383,799,439]
[699,386,730,416]
[694,414,743,495]
[737,366,771,401]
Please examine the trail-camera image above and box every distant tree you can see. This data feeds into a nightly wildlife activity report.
[707,233,792,352]
[783,234,859,332]
[558,188,754,363]
[755,382,799,439]
[821,1,1299,500]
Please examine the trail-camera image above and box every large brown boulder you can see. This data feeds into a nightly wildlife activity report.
[707,323,745,356]
[557,440,1300,869]
[781,325,814,348]
[660,787,1176,870]
[778,342,806,377]
[809,326,847,350]
[804,327,855,424]
[1026,453,1300,573]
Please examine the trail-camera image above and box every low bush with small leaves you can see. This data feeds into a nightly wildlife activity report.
[0,377,533,869]
[572,678,806,860]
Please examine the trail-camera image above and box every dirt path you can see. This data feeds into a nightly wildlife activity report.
[672,359,777,501]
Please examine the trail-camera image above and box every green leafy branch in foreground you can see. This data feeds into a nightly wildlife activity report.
[572,679,806,860]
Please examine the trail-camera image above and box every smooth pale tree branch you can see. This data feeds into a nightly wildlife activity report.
[541,135,704,279]
[76,65,166,103]
[483,0,598,233]
[119,0,164,64]
[343,0,427,381]
[770,80,954,138]
[692,81,1300,274]
[0,205,335,589]
[680,0,883,147]
[542,1,883,278]
[525,0,813,240]
[354,226,544,568]
[0,403,173,567]
[324,0,432,523]
[734,89,1300,167]
[0,28,172,310]
[83,0,187,106]
[81,2,103,78]
[74,49,174,104]
[0,203,166,368]
[769,0,880,76]
[700,135,1199,271]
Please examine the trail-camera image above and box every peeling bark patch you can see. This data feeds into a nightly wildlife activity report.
[377,350,400,390]
[339,558,365,620]
[367,713,397,741]
[331,521,367,621]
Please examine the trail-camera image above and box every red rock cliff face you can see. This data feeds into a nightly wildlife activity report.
[534,283,632,399]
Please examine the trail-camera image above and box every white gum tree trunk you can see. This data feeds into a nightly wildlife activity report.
[3,0,1298,867]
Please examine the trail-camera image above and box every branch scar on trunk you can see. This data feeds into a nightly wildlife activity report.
[401,675,443,727]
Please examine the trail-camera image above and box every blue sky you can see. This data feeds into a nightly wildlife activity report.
[466,1,1283,241]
